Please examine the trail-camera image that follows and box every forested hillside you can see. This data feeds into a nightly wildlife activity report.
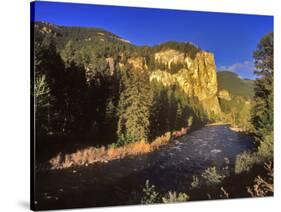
[33,21,212,149]
[217,71,254,129]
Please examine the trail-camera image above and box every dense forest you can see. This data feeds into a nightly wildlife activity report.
[33,22,208,149]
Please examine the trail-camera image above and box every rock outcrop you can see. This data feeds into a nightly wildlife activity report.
[150,50,221,115]
[218,90,232,101]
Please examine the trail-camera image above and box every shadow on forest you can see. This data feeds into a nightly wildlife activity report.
[36,124,202,165]
[36,133,113,164]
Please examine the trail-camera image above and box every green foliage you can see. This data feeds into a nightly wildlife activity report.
[219,97,253,129]
[235,132,273,174]
[34,21,135,53]
[253,32,273,76]
[201,166,225,186]
[251,32,273,140]
[34,36,67,135]
[141,180,160,204]
[116,133,135,146]
[218,33,273,135]
[150,81,207,139]
[234,32,273,179]
[217,70,255,129]
[162,191,189,203]
[117,66,153,142]
[257,131,273,160]
[61,40,76,65]
[235,151,260,174]
[237,101,252,129]
[141,180,189,204]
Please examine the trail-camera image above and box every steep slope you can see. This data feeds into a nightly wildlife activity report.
[217,71,254,98]
[217,71,255,128]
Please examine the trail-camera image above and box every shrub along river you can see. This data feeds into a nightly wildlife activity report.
[35,124,255,210]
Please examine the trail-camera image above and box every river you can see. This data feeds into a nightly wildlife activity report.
[35,124,254,210]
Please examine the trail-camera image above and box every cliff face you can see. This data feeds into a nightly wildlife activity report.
[150,49,221,115]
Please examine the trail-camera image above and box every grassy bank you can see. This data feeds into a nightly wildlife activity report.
[48,127,190,169]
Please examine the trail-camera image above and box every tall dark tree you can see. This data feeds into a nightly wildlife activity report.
[150,82,170,138]
[252,32,273,139]
[63,62,87,134]
[34,36,66,135]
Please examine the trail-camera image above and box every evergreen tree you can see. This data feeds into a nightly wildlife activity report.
[63,62,87,133]
[150,83,170,138]
[34,37,66,135]
[252,32,273,139]
[34,74,52,134]
[117,65,153,142]
[167,88,177,130]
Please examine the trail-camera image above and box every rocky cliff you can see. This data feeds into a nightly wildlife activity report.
[150,49,221,115]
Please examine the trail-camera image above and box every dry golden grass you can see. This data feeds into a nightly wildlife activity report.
[49,131,173,169]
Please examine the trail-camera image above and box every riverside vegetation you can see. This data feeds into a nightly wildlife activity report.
[33,22,273,209]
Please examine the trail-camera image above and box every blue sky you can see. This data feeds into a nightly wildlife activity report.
[32,1,273,79]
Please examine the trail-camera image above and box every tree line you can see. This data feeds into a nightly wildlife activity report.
[34,35,207,146]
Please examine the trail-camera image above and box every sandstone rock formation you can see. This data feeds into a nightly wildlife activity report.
[218,90,232,101]
[150,50,221,115]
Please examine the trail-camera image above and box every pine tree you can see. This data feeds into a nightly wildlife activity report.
[34,37,66,135]
[150,83,169,138]
[167,88,177,131]
[252,32,273,139]
[63,62,87,133]
[117,65,153,142]
[34,74,53,134]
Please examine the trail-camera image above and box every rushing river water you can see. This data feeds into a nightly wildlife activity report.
[35,124,254,210]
